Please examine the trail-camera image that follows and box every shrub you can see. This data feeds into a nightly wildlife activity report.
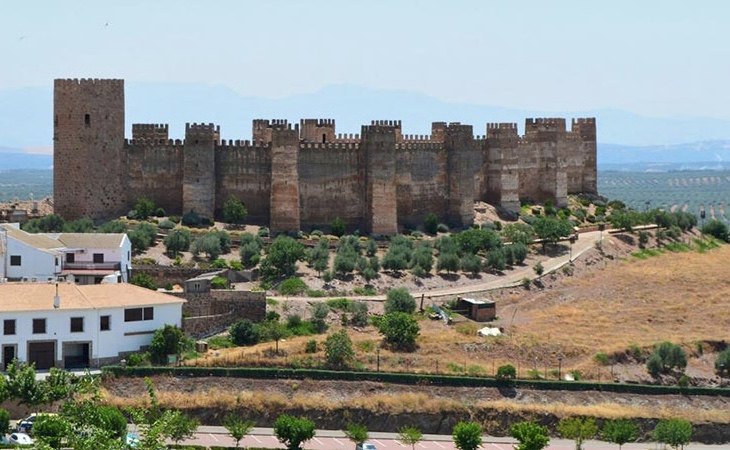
[647,341,687,375]
[330,217,346,237]
[702,219,729,241]
[533,261,544,276]
[502,223,536,245]
[653,419,692,450]
[33,414,70,448]
[211,258,229,269]
[455,228,502,254]
[211,276,228,289]
[510,421,550,450]
[460,253,482,276]
[385,288,416,314]
[424,213,439,235]
[158,219,176,230]
[324,329,355,369]
[310,302,330,334]
[351,301,369,327]
[131,272,157,290]
[437,251,460,273]
[594,352,611,366]
[273,414,316,450]
[134,197,156,220]
[602,419,638,450]
[229,319,261,346]
[182,210,203,227]
[716,348,730,376]
[279,277,308,296]
[437,223,450,233]
[128,222,158,253]
[304,339,318,353]
[223,196,248,225]
[149,325,189,364]
[379,312,420,351]
[496,364,516,380]
[190,233,222,260]
[260,236,305,281]
[557,417,597,450]
[411,242,434,274]
[486,248,506,271]
[258,226,270,237]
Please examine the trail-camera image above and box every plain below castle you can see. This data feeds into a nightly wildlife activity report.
[53,79,597,234]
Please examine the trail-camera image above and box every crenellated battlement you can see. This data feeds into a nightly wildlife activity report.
[125,138,184,147]
[395,142,443,151]
[334,133,361,142]
[54,78,124,87]
[301,118,335,127]
[402,134,433,142]
[525,118,567,134]
[300,142,361,150]
[370,120,402,128]
[216,139,269,149]
[486,122,519,139]
[132,123,169,141]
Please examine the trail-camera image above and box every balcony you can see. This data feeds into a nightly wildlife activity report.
[62,262,121,271]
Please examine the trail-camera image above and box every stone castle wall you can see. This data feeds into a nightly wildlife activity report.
[53,79,598,232]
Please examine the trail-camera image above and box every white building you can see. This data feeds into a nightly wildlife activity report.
[0,282,185,369]
[0,224,132,284]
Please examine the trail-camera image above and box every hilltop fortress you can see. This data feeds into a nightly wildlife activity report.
[54,79,597,234]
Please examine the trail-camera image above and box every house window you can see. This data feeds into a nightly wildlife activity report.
[124,307,154,322]
[32,318,46,334]
[10,255,21,266]
[70,317,84,333]
[3,320,15,335]
[100,315,110,331]
[93,253,104,263]
[66,253,75,263]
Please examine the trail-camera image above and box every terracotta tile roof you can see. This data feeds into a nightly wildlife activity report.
[0,224,62,250]
[0,282,185,312]
[56,233,127,249]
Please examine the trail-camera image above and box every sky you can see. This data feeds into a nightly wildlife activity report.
[1,0,730,120]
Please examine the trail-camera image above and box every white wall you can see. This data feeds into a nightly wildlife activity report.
[0,302,182,367]
[5,236,60,281]
[64,235,132,282]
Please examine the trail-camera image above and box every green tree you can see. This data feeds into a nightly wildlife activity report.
[240,233,263,269]
[279,277,308,295]
[382,235,414,273]
[334,240,359,279]
[98,220,128,233]
[460,253,482,276]
[385,287,416,314]
[224,414,255,448]
[486,248,506,271]
[532,216,573,252]
[273,414,316,450]
[602,419,638,450]
[648,341,687,375]
[22,214,65,233]
[324,329,355,369]
[310,302,330,333]
[507,242,529,264]
[131,272,157,290]
[6,360,46,410]
[262,320,289,354]
[397,426,423,450]
[344,422,369,447]
[557,417,598,450]
[437,251,460,274]
[411,242,434,274]
[452,421,483,450]
[261,236,305,281]
[134,197,156,220]
[190,233,222,260]
[510,421,550,450]
[716,348,730,376]
[701,219,729,241]
[168,411,199,444]
[33,414,70,449]
[163,229,191,256]
[308,239,330,276]
[502,223,536,245]
[128,222,158,253]
[455,228,502,254]
[63,217,95,233]
[379,312,420,351]
[330,217,346,237]
[223,196,248,225]
[653,419,692,450]
[351,301,370,327]
[229,319,261,346]
[148,325,188,364]
[0,408,9,435]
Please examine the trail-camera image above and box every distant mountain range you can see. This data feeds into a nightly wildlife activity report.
[3,82,730,170]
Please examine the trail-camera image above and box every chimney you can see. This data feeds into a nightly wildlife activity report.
[53,283,60,309]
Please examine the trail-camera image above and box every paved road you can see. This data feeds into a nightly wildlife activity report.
[269,230,604,302]
[176,426,724,449]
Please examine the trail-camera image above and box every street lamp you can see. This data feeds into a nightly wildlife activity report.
[569,235,577,263]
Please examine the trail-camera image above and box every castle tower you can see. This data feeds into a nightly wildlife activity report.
[523,118,568,207]
[484,123,520,213]
[430,122,447,143]
[53,78,126,220]
[183,123,219,219]
[362,121,399,235]
[444,123,478,227]
[269,123,301,233]
[132,123,169,142]
[572,118,597,194]
[300,119,336,143]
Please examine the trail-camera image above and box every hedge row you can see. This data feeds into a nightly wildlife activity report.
[102,366,730,397]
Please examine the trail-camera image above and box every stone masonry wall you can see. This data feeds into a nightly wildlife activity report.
[215,142,272,225]
[126,139,184,214]
[175,290,266,338]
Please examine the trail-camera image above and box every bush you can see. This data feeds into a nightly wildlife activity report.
[507,242,528,264]
[33,414,70,448]
[134,197,156,220]
[274,415,316,450]
[128,222,158,253]
[496,364,516,380]
[149,325,188,364]
[258,226,270,238]
[378,312,420,351]
[385,288,416,314]
[190,233,222,260]
[437,251,460,273]
[260,236,305,281]
[131,272,157,290]
[486,249,506,271]
[223,196,248,225]
[533,261,544,276]
[437,223,449,233]
[182,210,203,227]
[164,229,191,256]
[716,348,730,376]
[424,213,439,235]
[702,219,729,241]
[351,301,369,327]
[330,217,346,237]
[211,276,228,289]
[653,419,692,450]
[310,303,330,334]
[158,219,176,230]
[502,223,536,245]
[510,421,550,450]
[647,341,687,375]
[304,339,318,354]
[601,419,638,449]
[460,253,482,276]
[229,319,261,346]
[279,277,308,296]
[411,243,434,275]
[324,329,355,369]
[0,409,8,435]
[557,417,597,450]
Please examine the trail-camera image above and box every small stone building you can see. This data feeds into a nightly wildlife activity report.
[457,297,496,322]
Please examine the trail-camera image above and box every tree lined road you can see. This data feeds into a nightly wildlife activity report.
[179,427,725,449]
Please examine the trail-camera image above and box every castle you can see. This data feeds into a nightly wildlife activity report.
[53,79,597,235]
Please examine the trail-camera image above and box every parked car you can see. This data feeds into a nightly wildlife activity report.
[8,432,34,445]
[356,443,377,450]
[15,414,39,434]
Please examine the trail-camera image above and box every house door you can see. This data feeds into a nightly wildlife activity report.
[28,341,56,370]
[2,345,15,370]
[62,342,90,369]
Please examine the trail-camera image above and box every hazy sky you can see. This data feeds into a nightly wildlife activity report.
[2,1,729,119]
